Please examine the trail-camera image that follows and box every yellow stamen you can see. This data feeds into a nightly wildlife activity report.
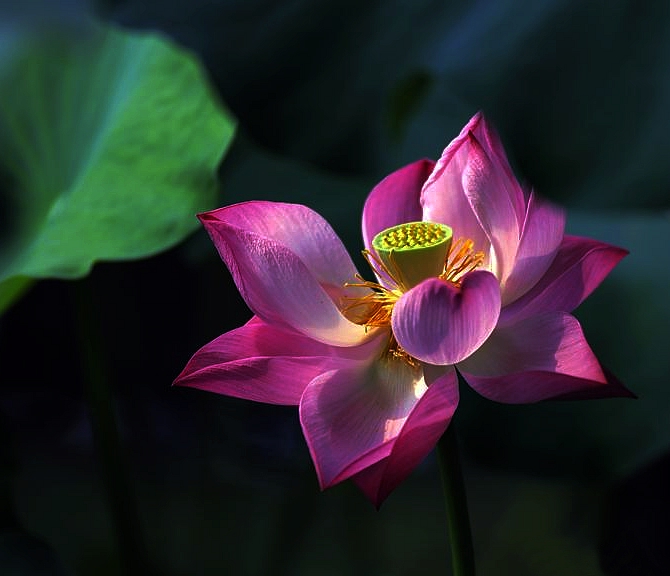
[441,238,485,285]
[341,250,402,328]
[383,333,421,368]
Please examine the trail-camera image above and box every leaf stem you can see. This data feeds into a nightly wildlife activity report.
[437,420,475,576]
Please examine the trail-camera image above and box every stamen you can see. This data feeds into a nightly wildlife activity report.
[441,238,485,285]
[383,334,421,368]
[341,250,402,328]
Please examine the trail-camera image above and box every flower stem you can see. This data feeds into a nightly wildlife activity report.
[437,420,475,576]
[75,278,150,575]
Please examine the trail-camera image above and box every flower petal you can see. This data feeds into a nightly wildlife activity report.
[174,317,374,405]
[362,159,434,251]
[462,370,632,403]
[201,200,358,292]
[459,312,630,402]
[420,121,490,256]
[500,235,628,324]
[199,201,368,346]
[351,366,459,507]
[392,271,501,365]
[299,350,430,490]
[459,131,522,281]
[421,113,525,279]
[467,112,526,224]
[501,192,566,305]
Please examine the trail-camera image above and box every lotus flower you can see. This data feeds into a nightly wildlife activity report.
[175,112,630,507]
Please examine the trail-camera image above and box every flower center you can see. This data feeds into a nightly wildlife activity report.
[341,221,485,336]
[372,221,453,290]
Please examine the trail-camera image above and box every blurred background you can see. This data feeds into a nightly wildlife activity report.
[1,0,669,574]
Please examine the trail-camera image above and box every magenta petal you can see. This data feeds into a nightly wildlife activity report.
[467,113,526,224]
[420,123,490,256]
[460,132,523,282]
[199,201,368,346]
[351,367,459,507]
[463,371,632,403]
[421,113,526,279]
[392,271,501,365]
[201,201,358,288]
[459,312,629,402]
[501,235,628,324]
[299,352,430,490]
[174,317,373,405]
[501,192,566,305]
[362,159,434,251]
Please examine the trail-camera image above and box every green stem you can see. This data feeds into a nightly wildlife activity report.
[75,278,150,576]
[437,421,475,576]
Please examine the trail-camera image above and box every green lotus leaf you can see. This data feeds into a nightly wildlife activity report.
[0,22,235,311]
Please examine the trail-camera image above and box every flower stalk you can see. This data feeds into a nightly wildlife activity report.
[75,278,150,576]
[437,414,475,576]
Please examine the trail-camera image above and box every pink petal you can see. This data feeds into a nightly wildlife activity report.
[362,159,434,251]
[459,312,630,402]
[351,366,459,507]
[199,201,368,346]
[174,317,374,405]
[462,371,633,403]
[420,121,490,257]
[299,349,432,490]
[467,113,526,224]
[392,271,501,365]
[500,235,628,324]
[459,131,522,282]
[420,113,526,278]
[201,200,358,292]
[501,192,566,306]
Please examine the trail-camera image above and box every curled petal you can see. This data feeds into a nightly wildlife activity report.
[199,201,368,346]
[362,159,433,251]
[467,113,526,223]
[421,113,525,278]
[299,350,432,491]
[460,132,522,282]
[174,318,375,405]
[501,235,628,324]
[201,201,358,288]
[501,192,566,305]
[421,123,490,256]
[459,312,631,402]
[351,366,459,507]
[392,271,501,365]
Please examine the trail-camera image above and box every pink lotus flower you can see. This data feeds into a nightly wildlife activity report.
[175,112,630,507]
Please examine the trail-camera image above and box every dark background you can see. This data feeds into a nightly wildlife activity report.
[1,1,670,574]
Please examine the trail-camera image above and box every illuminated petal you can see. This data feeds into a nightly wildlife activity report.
[351,366,459,507]
[299,351,432,490]
[421,119,490,255]
[467,112,526,223]
[392,271,501,365]
[421,113,525,278]
[459,131,522,282]
[174,317,377,405]
[199,201,368,346]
